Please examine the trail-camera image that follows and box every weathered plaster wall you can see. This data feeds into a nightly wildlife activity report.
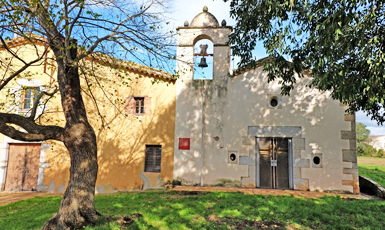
[174,25,358,193]
[41,69,176,192]
[0,43,176,192]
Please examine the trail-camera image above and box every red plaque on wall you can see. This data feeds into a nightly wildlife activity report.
[179,138,190,150]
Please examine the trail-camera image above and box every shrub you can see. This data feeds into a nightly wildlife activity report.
[357,143,378,156]
[377,149,384,158]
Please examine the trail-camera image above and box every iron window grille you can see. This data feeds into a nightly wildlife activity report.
[144,145,161,172]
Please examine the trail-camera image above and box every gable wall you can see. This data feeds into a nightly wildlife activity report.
[0,43,176,192]
[174,62,358,193]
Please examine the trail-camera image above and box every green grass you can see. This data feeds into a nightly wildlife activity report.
[358,163,385,187]
[1,191,385,230]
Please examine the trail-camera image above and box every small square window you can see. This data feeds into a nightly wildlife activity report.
[135,97,144,115]
[144,145,161,172]
[22,87,40,110]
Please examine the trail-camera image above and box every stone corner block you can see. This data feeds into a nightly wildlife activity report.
[293,167,301,179]
[248,166,256,178]
[293,138,306,150]
[341,180,359,186]
[342,149,357,163]
[48,180,55,193]
[36,185,48,192]
[294,159,310,168]
[341,130,355,140]
[56,184,65,193]
[294,178,309,191]
[39,162,50,168]
[343,167,358,175]
[242,136,254,145]
[241,177,256,188]
[140,171,150,190]
[41,143,52,149]
[239,156,255,166]
[350,139,356,150]
[344,114,355,122]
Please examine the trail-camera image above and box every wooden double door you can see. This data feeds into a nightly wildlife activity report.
[4,144,41,191]
[257,138,291,189]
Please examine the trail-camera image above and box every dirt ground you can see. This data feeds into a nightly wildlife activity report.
[358,157,385,166]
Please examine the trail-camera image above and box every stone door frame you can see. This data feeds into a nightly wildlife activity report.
[255,137,294,189]
[0,135,50,192]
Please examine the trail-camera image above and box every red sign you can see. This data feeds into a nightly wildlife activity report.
[179,138,190,150]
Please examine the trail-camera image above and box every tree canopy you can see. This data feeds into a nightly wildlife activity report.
[355,122,381,157]
[225,0,385,123]
[356,122,370,143]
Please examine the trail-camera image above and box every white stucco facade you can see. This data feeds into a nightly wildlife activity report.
[173,7,358,194]
[369,135,385,151]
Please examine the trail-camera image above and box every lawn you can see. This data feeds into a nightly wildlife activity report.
[1,191,385,230]
[358,157,385,188]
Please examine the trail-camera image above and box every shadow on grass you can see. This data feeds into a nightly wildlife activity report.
[1,191,385,229]
[92,191,385,230]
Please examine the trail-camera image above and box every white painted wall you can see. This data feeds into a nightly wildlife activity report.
[369,135,385,151]
[174,9,356,193]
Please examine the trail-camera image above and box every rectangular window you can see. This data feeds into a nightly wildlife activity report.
[144,145,161,172]
[135,97,144,115]
[22,88,40,110]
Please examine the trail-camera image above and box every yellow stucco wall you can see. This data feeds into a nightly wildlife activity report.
[0,42,176,192]
[42,71,176,191]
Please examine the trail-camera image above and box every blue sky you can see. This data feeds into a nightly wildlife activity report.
[167,0,384,136]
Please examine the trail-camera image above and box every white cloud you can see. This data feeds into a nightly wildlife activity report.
[356,110,385,135]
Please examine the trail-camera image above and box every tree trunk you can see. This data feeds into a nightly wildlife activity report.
[41,122,100,230]
[41,40,100,229]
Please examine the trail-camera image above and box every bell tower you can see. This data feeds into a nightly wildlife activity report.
[175,6,232,82]
[174,6,233,185]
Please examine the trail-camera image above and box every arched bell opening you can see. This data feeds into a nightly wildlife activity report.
[193,38,214,80]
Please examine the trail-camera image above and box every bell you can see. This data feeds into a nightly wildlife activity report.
[198,57,208,68]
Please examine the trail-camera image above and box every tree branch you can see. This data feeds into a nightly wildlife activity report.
[28,86,59,120]
[0,113,64,141]
[0,37,48,90]
[76,0,155,61]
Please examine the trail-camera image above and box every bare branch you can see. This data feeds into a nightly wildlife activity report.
[76,0,155,61]
[0,38,49,90]
[68,3,83,37]
[28,86,59,120]
[0,113,64,141]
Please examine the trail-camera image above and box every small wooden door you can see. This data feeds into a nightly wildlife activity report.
[4,144,41,191]
[258,138,289,189]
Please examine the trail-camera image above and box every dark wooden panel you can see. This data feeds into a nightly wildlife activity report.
[276,138,288,151]
[276,138,289,189]
[259,150,272,188]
